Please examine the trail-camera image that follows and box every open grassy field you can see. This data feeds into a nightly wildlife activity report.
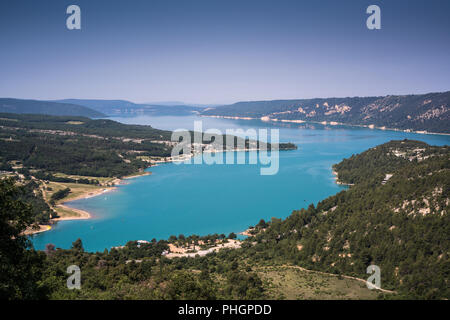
[37,171,149,221]
[43,181,105,202]
[54,204,85,219]
[52,172,116,185]
[41,180,113,219]
[256,265,382,300]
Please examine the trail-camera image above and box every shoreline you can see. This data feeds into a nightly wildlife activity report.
[148,146,295,166]
[332,170,354,186]
[29,180,129,236]
[53,204,92,221]
[24,224,52,236]
[107,172,152,187]
[62,186,117,203]
[145,148,264,165]
[29,147,278,237]
[239,229,254,237]
[27,188,114,235]
[123,172,151,179]
[201,115,450,137]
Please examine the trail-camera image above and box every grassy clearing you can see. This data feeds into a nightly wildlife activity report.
[54,204,84,218]
[256,265,381,300]
[42,181,109,219]
[52,172,116,185]
[137,155,167,162]
[44,181,105,202]
[66,121,84,125]
[122,171,151,179]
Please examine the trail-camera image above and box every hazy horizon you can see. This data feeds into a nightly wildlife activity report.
[3,88,450,107]
[1,0,449,104]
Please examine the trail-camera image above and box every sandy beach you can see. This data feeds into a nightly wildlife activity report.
[27,170,156,236]
[27,186,118,235]
[63,187,116,202]
[53,204,91,221]
[23,224,52,236]
[122,172,152,180]
[148,148,265,166]
[239,229,255,237]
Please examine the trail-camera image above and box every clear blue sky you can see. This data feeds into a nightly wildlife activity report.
[0,0,449,104]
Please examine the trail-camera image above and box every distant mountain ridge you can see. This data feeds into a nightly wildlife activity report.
[0,98,105,118]
[201,91,450,134]
[55,99,203,116]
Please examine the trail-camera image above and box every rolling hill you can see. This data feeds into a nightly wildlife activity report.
[201,91,450,134]
[0,98,105,118]
[56,99,203,116]
[4,139,447,300]
[248,139,449,299]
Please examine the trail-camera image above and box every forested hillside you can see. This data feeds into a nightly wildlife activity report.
[0,113,173,177]
[56,99,203,116]
[331,140,447,184]
[250,140,449,298]
[0,98,105,118]
[0,113,295,178]
[201,91,450,133]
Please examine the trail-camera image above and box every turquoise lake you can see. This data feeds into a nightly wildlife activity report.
[31,116,450,252]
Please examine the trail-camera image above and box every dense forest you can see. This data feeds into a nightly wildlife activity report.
[55,99,204,116]
[201,91,450,133]
[0,114,173,177]
[0,113,295,178]
[1,139,447,300]
[332,139,448,184]
[15,180,56,225]
[265,140,449,299]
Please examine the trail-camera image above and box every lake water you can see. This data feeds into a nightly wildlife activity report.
[31,115,450,252]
